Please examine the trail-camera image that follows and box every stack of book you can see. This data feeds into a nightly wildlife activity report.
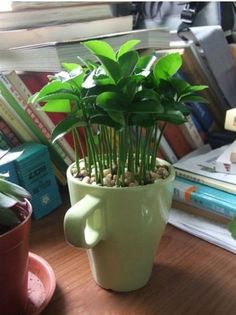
[0,1,133,50]
[172,144,236,225]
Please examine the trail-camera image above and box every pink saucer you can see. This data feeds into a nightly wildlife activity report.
[25,252,56,315]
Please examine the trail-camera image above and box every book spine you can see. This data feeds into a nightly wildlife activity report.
[0,131,10,150]
[0,72,72,166]
[19,72,78,155]
[173,177,236,218]
[0,95,36,142]
[162,123,192,158]
[181,48,224,129]
[175,168,236,195]
[6,71,75,162]
[0,73,68,175]
[190,114,207,142]
[172,200,230,225]
[0,117,22,147]
[0,96,67,185]
[187,101,217,133]
[179,115,204,150]
[159,133,178,164]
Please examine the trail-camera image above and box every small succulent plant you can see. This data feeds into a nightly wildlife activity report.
[0,149,31,234]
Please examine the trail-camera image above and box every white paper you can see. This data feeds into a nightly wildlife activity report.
[169,208,236,254]
[174,145,236,185]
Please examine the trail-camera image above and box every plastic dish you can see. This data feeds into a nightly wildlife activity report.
[25,252,56,315]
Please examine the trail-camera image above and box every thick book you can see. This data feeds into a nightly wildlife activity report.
[0,15,133,50]
[179,115,204,150]
[0,3,115,30]
[156,131,178,164]
[161,123,192,159]
[172,200,230,225]
[173,176,236,219]
[174,145,236,194]
[186,101,217,133]
[0,28,170,72]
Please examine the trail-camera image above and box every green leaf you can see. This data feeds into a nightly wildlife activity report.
[131,100,163,114]
[157,110,188,125]
[135,89,160,102]
[169,77,190,94]
[136,53,157,72]
[41,100,71,113]
[34,92,80,103]
[0,192,18,208]
[84,40,116,61]
[180,95,208,103]
[51,117,87,142]
[67,72,85,89]
[90,114,122,129]
[117,39,141,59]
[130,114,156,127]
[107,111,125,126]
[154,53,182,82]
[95,55,120,83]
[62,63,82,72]
[96,92,124,111]
[0,179,31,204]
[229,218,236,239]
[0,150,23,166]
[28,80,73,103]
[185,85,208,92]
[118,51,139,78]
[0,208,20,226]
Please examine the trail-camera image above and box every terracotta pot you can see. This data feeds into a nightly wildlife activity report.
[0,199,32,315]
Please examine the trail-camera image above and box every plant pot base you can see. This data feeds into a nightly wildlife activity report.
[25,252,56,315]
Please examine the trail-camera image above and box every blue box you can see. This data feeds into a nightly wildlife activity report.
[14,142,62,219]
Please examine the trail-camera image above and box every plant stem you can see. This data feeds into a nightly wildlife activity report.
[151,122,167,169]
[72,129,80,174]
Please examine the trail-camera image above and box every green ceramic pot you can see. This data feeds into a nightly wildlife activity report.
[64,159,175,292]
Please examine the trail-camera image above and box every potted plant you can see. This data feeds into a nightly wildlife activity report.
[0,149,31,315]
[29,39,207,291]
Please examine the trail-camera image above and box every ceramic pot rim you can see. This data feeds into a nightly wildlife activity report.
[67,158,175,191]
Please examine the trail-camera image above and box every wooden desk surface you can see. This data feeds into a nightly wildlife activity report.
[30,192,236,315]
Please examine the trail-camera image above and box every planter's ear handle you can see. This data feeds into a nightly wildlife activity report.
[64,195,105,249]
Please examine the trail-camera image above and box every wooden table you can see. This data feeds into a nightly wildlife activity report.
[30,191,236,315]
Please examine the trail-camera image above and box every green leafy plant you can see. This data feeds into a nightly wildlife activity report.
[29,39,207,187]
[0,149,31,233]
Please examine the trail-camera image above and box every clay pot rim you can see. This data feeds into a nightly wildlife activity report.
[0,199,32,239]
